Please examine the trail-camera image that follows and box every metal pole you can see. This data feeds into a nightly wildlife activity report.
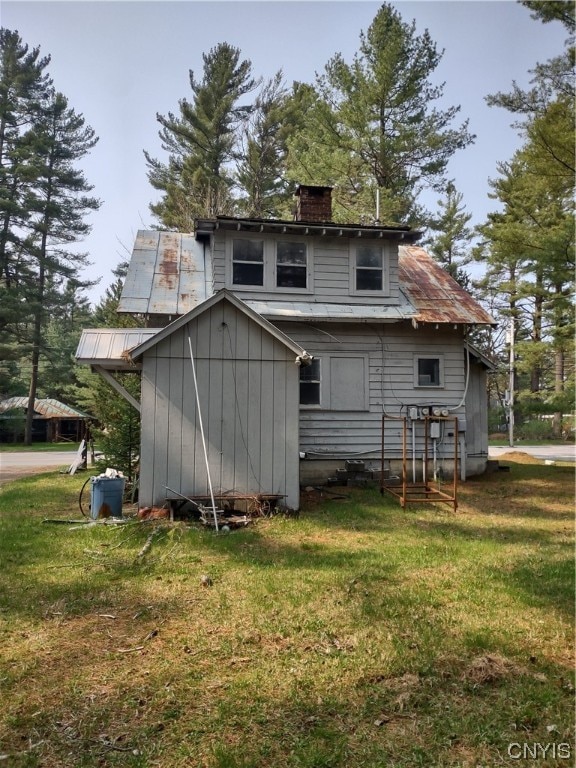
[188,335,219,531]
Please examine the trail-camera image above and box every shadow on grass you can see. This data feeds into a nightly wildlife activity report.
[495,554,575,620]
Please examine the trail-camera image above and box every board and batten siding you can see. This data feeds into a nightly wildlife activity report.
[274,322,470,458]
[464,359,489,461]
[139,300,300,509]
[211,231,401,304]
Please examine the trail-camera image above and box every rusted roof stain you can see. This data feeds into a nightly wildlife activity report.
[119,231,205,316]
[118,231,494,326]
[399,246,495,325]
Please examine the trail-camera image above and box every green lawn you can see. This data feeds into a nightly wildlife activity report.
[0,462,574,767]
[0,442,79,452]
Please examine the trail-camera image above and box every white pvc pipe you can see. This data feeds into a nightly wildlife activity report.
[188,335,219,532]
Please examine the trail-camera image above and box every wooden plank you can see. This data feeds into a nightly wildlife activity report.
[139,357,157,507]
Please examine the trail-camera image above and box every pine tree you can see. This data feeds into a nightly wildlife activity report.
[20,88,100,443]
[425,182,473,288]
[146,43,259,230]
[285,3,474,225]
[479,2,575,436]
[235,72,293,218]
[0,28,52,288]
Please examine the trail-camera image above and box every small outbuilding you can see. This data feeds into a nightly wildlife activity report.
[77,290,310,510]
[0,397,89,443]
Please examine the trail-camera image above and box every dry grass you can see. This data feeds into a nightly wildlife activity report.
[0,458,574,767]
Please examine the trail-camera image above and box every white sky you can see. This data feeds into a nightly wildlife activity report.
[2,0,568,305]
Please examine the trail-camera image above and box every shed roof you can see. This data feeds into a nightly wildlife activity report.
[0,397,89,419]
[75,328,160,370]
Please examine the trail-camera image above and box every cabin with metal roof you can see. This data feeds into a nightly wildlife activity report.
[76,185,495,509]
[0,397,89,443]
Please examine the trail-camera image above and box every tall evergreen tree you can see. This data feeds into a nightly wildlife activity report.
[0,29,52,287]
[146,43,259,230]
[479,1,574,436]
[425,182,473,288]
[19,88,100,443]
[285,3,474,225]
[235,72,293,218]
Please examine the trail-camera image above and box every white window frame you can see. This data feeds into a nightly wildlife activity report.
[227,234,313,294]
[350,243,390,296]
[414,354,445,388]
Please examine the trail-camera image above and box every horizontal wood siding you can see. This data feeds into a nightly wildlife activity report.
[139,298,301,508]
[211,233,401,305]
[211,234,226,291]
[273,322,471,457]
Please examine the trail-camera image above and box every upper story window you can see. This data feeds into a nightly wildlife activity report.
[228,236,312,293]
[232,239,264,286]
[276,242,307,288]
[355,245,383,291]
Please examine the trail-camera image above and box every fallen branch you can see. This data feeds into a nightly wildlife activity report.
[135,531,157,560]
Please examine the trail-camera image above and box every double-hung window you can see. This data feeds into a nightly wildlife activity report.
[276,242,307,288]
[232,239,264,286]
[299,358,321,406]
[355,245,383,291]
[230,237,311,291]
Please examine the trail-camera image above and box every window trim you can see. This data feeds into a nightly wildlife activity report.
[414,354,445,388]
[350,243,389,296]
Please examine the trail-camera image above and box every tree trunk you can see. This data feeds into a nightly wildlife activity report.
[24,263,44,445]
[552,348,565,439]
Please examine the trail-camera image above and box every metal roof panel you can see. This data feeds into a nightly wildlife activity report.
[75,328,161,369]
[398,246,495,325]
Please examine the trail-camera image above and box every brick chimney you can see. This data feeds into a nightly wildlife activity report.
[294,185,333,222]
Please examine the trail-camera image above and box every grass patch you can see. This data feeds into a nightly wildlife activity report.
[0,463,574,767]
[0,442,80,452]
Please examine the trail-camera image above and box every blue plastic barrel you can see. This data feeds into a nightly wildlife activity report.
[90,476,125,519]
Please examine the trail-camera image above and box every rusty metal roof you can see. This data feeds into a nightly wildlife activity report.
[118,231,208,316]
[0,397,89,419]
[117,230,494,326]
[398,246,495,326]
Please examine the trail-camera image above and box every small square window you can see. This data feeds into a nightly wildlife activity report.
[232,239,264,286]
[300,358,320,405]
[417,357,441,387]
[355,246,382,291]
[277,242,307,288]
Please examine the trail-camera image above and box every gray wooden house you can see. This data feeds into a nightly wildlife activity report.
[76,186,494,510]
